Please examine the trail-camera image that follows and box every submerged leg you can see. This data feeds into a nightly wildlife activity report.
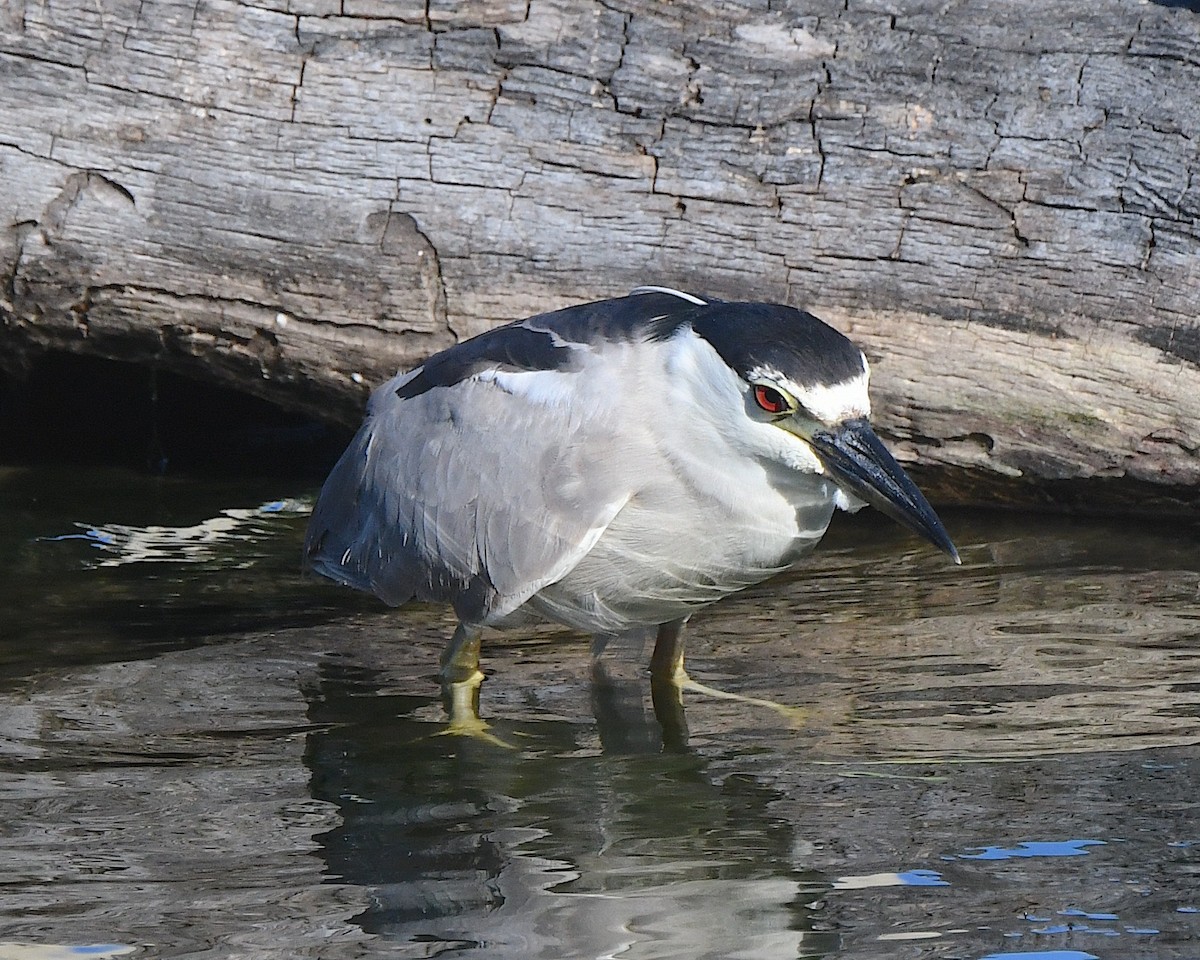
[590,658,666,755]
[439,622,484,684]
[649,618,691,747]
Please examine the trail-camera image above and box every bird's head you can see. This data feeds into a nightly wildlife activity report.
[692,301,960,564]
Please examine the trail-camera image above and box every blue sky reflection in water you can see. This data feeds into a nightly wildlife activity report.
[954,841,1106,860]
[1,465,1200,957]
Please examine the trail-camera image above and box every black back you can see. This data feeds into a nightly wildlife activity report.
[395,290,864,402]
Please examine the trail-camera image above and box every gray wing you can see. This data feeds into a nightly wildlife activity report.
[303,368,633,626]
[304,289,705,624]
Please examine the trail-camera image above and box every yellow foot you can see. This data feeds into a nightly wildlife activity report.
[675,672,809,729]
[433,671,516,749]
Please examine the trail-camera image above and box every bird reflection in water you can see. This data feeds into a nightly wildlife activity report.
[306,658,838,959]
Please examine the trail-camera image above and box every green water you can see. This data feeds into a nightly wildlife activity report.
[2,464,1199,959]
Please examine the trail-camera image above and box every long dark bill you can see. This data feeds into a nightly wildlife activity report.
[810,417,960,564]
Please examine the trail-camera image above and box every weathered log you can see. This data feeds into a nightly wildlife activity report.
[2,0,1199,507]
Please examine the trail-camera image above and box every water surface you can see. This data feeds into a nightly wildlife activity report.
[1,465,1199,959]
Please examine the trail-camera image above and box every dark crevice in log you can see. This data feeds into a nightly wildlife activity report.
[0,352,351,479]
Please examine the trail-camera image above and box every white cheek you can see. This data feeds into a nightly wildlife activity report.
[834,487,867,513]
[775,433,825,474]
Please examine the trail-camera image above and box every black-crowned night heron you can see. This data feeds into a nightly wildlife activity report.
[305,287,958,699]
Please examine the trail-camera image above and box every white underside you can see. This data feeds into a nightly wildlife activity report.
[480,331,848,633]
[521,473,837,633]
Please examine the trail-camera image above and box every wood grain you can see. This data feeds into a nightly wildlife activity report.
[2,0,1198,506]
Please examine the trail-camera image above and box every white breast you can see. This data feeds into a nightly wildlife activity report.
[522,332,840,633]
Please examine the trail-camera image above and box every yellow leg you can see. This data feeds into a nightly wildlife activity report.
[648,619,690,748]
[434,623,513,747]
[649,672,690,751]
[439,623,484,685]
[649,617,690,684]
[436,671,514,748]
[650,617,808,730]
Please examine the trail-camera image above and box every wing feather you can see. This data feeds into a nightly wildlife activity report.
[304,368,633,625]
[304,291,710,623]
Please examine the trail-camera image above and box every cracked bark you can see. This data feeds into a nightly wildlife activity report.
[2,0,1200,509]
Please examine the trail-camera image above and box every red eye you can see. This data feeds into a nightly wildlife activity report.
[753,385,788,414]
